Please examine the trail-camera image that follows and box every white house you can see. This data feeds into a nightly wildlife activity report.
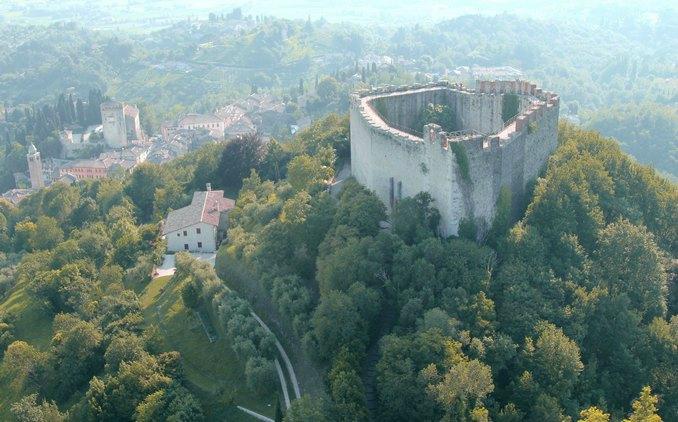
[162,185,235,253]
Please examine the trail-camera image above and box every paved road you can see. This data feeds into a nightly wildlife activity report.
[153,252,217,278]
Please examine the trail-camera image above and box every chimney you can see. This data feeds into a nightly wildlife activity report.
[206,183,212,191]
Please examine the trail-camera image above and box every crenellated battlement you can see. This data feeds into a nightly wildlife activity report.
[350,80,559,237]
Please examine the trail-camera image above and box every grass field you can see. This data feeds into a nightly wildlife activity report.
[140,275,276,421]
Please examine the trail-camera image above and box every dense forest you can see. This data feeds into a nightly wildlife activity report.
[0,114,676,420]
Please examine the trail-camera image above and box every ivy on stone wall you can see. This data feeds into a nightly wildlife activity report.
[528,121,538,134]
[418,103,456,132]
[451,142,470,183]
[502,93,520,122]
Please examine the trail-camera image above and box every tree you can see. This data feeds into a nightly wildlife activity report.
[260,140,291,181]
[376,330,449,421]
[316,236,386,295]
[85,354,173,421]
[392,192,441,244]
[311,290,367,360]
[244,356,276,395]
[70,197,99,228]
[332,179,386,237]
[286,149,335,193]
[423,358,494,421]
[316,77,340,103]
[134,383,204,422]
[29,216,64,250]
[13,220,37,251]
[42,183,79,222]
[418,103,457,132]
[104,333,146,373]
[624,386,662,422]
[594,220,667,320]
[1,341,48,394]
[522,322,583,404]
[10,394,67,422]
[284,395,330,422]
[181,279,202,310]
[486,186,512,246]
[125,163,168,222]
[218,132,265,189]
[49,315,104,400]
[329,349,368,422]
[578,407,610,422]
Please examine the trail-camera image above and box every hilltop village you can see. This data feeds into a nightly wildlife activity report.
[1,92,295,205]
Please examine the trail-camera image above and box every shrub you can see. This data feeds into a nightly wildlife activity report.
[245,356,277,394]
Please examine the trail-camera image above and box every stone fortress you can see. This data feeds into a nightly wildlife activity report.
[349,80,560,237]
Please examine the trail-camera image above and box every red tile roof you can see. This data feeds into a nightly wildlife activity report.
[162,189,235,235]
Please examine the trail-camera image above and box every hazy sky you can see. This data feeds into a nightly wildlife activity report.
[0,0,674,28]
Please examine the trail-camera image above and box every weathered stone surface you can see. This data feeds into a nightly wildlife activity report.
[350,80,559,237]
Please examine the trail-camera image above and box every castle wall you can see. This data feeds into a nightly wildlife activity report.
[372,87,504,135]
[350,105,432,214]
[372,88,450,133]
[350,81,559,237]
[451,91,504,134]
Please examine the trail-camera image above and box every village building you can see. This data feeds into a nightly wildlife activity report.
[59,125,103,158]
[162,185,235,253]
[59,156,136,180]
[1,188,33,206]
[161,113,226,141]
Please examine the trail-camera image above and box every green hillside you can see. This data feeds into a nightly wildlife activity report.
[139,275,276,421]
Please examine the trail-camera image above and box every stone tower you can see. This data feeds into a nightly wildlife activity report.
[26,143,45,189]
[101,101,128,148]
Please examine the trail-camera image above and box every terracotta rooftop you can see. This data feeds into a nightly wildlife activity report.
[179,113,223,126]
[162,189,235,235]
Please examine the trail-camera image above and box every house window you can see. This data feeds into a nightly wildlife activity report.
[176,233,180,237]
[183,230,187,236]
[197,242,203,248]
[196,228,201,234]
[183,244,189,250]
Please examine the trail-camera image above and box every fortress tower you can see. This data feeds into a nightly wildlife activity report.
[26,143,45,189]
[101,101,128,148]
[349,80,560,237]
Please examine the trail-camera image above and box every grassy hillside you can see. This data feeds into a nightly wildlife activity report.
[0,273,276,420]
[0,279,53,419]
[139,275,276,421]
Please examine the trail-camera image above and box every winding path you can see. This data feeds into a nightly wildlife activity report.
[237,406,274,422]
[275,358,291,408]
[251,311,302,400]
